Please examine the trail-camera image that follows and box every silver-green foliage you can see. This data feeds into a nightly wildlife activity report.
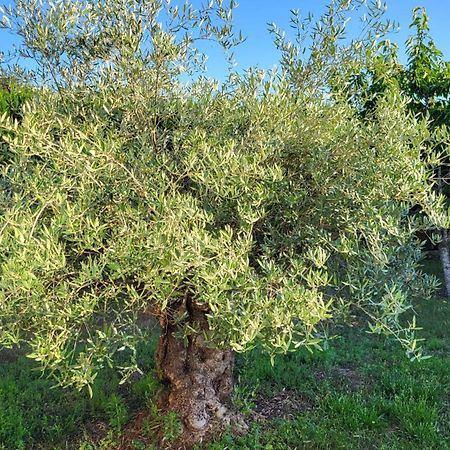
[0,0,447,390]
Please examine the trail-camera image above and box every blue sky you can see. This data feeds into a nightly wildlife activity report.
[205,0,450,79]
[1,0,449,80]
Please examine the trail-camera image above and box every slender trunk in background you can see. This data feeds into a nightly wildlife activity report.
[436,165,450,298]
[438,228,450,297]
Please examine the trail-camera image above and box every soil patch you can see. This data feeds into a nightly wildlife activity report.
[251,388,313,421]
[116,410,154,450]
[315,365,367,392]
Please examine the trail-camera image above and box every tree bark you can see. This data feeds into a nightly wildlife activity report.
[155,301,246,449]
[435,166,450,298]
[438,228,450,297]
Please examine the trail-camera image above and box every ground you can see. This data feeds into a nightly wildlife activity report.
[0,261,449,450]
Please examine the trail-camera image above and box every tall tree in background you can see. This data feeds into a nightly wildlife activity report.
[402,7,450,296]
[0,0,448,446]
[344,6,450,296]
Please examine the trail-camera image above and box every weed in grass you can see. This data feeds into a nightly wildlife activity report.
[77,430,119,450]
[160,411,182,443]
[105,393,129,431]
[232,376,258,416]
[143,401,182,444]
[132,370,162,404]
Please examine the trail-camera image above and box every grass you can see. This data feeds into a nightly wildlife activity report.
[0,263,449,449]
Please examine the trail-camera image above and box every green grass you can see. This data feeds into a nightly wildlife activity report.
[0,277,449,449]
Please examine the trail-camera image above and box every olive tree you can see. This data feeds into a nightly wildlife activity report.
[0,0,447,446]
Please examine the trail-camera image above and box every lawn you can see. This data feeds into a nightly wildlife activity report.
[0,263,449,450]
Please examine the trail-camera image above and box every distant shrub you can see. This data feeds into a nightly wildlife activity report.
[0,78,33,120]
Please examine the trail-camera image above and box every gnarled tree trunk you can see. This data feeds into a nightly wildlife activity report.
[155,301,246,449]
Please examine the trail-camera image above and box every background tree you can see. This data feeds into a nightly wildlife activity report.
[402,7,450,297]
[345,7,450,296]
[0,0,447,446]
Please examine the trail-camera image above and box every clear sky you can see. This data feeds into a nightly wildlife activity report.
[1,0,449,80]
[202,0,450,79]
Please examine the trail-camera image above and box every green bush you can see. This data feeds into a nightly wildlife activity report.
[0,80,32,120]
